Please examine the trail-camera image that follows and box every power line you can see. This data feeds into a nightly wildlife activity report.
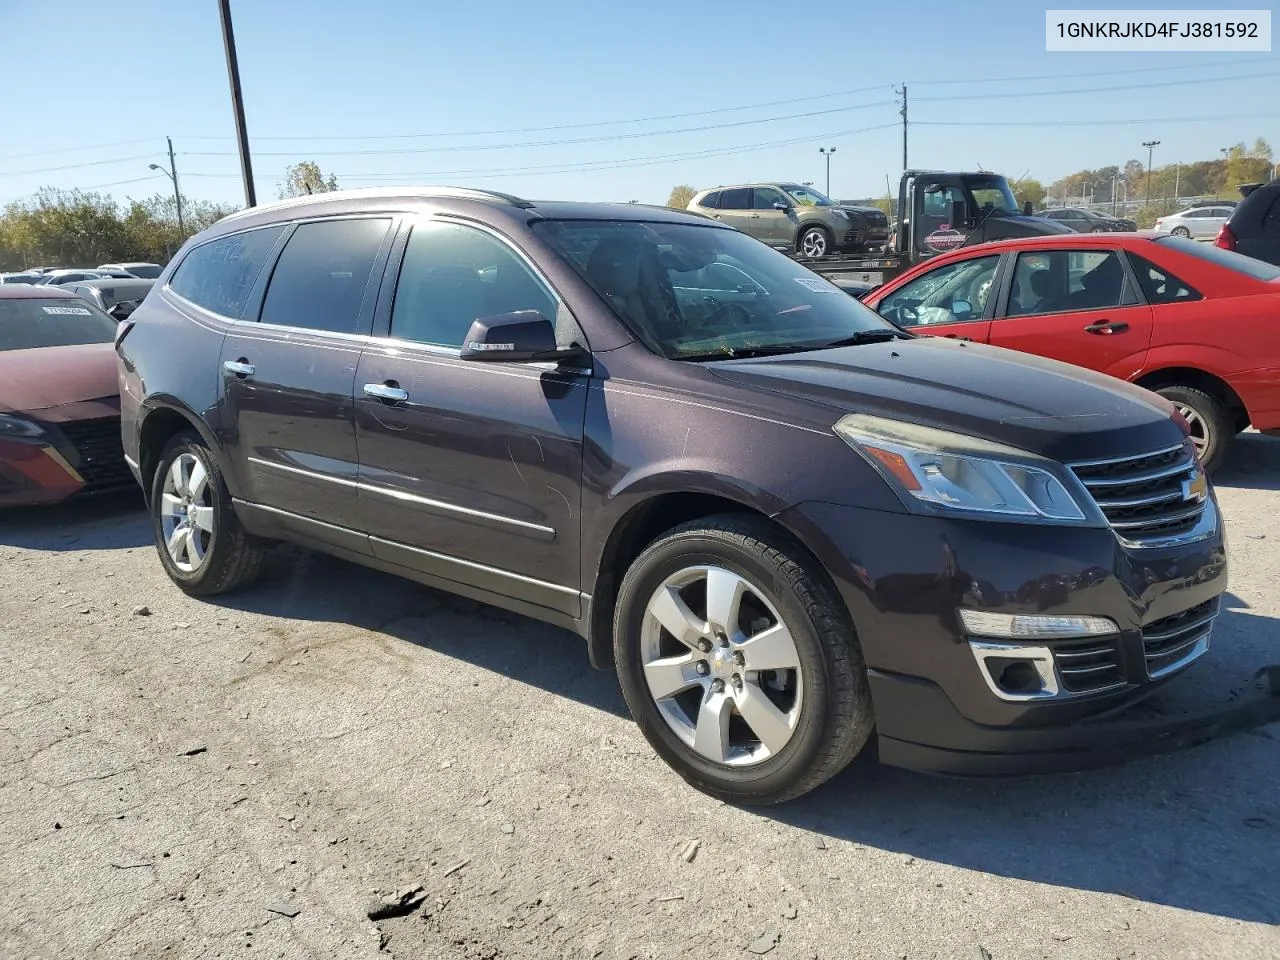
[915,111,1280,127]
[916,69,1280,102]
[0,138,158,162]
[0,154,154,177]
[178,100,896,158]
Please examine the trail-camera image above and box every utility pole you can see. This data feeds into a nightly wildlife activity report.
[148,137,185,238]
[1141,140,1160,206]
[218,0,256,207]
[1111,174,1120,215]
[1173,162,1180,202]
[895,85,908,170]
[819,147,836,196]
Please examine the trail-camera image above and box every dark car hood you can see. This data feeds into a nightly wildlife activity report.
[707,337,1181,463]
[0,342,119,414]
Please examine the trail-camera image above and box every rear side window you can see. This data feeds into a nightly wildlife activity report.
[259,218,391,334]
[1128,253,1202,304]
[698,191,720,210]
[169,226,285,318]
[719,188,750,210]
[390,221,560,349]
[1153,235,1280,281]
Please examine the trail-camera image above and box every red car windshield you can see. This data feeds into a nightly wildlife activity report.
[0,298,118,352]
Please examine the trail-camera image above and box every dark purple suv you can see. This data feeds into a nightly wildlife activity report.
[115,187,1256,803]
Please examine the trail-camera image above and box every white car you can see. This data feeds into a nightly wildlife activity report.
[96,261,163,279]
[1153,204,1235,240]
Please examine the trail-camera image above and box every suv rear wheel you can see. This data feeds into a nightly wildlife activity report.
[151,432,266,596]
[613,515,874,804]
[797,226,831,258]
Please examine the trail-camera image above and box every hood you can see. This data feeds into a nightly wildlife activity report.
[707,337,1182,463]
[0,342,119,414]
[988,214,1075,236]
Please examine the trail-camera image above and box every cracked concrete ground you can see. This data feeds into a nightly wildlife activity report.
[1,435,1278,960]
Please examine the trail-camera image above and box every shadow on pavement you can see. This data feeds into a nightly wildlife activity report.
[0,490,149,551]
[208,545,1280,927]
[1215,431,1280,492]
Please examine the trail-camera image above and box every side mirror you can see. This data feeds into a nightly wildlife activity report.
[951,299,973,317]
[459,310,580,363]
[108,300,138,321]
[949,200,968,230]
[1022,200,1033,216]
[772,201,790,211]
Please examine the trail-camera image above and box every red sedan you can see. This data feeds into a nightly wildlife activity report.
[863,232,1280,471]
[0,285,132,506]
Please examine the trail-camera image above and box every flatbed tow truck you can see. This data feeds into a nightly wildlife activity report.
[789,169,1074,294]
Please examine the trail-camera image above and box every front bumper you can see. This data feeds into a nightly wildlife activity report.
[777,498,1279,774]
[0,412,130,507]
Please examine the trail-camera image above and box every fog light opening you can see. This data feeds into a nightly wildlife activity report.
[992,658,1045,695]
[968,641,1062,702]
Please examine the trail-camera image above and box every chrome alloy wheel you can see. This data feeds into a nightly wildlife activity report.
[800,229,828,257]
[159,453,213,573]
[1176,403,1210,460]
[640,566,804,767]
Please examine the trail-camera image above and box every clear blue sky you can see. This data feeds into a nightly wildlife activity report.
[1,0,1276,208]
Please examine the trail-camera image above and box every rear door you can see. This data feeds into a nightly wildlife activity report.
[869,252,1004,343]
[713,188,756,238]
[218,215,396,538]
[988,247,1153,377]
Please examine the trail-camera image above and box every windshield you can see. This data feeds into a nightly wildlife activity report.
[0,298,118,351]
[125,264,161,279]
[966,176,1019,217]
[1154,235,1280,281]
[782,185,835,207]
[532,220,898,360]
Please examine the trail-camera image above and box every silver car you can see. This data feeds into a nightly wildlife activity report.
[1153,204,1235,240]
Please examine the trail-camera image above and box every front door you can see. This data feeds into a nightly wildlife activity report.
[989,247,1154,378]
[750,186,793,247]
[220,215,395,534]
[355,217,589,617]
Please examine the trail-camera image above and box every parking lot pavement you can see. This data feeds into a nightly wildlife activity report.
[1,437,1278,960]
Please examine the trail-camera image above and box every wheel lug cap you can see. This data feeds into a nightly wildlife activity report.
[711,679,725,693]
[695,661,709,676]
[698,639,712,653]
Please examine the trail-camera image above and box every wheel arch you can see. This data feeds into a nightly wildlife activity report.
[585,482,848,671]
[136,399,225,507]
[1134,366,1249,428]
[794,221,833,252]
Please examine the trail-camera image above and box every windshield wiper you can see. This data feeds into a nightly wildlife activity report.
[813,329,912,348]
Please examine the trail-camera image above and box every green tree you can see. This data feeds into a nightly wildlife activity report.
[279,161,339,199]
[1013,177,1046,211]
[666,184,696,209]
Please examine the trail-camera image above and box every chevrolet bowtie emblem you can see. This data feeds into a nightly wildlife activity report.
[1182,469,1209,504]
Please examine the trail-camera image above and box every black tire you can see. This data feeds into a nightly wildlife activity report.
[150,432,266,596]
[1155,385,1233,473]
[1171,226,1191,238]
[1089,226,1106,233]
[796,226,831,258]
[613,514,874,805]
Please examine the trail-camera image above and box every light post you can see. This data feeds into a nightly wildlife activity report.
[818,147,836,197]
[148,136,184,237]
[1141,140,1160,205]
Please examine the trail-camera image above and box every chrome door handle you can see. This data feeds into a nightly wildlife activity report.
[223,360,255,377]
[363,382,408,403]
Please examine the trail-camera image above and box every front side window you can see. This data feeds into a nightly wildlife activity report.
[878,255,1000,327]
[782,185,834,207]
[966,178,1018,216]
[0,298,117,351]
[390,221,561,349]
[532,219,899,360]
[1128,253,1201,304]
[1007,249,1126,317]
[753,187,787,210]
[169,225,285,318]
[259,218,390,334]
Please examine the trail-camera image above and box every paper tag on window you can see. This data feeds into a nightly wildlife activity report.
[42,305,93,315]
[794,277,838,293]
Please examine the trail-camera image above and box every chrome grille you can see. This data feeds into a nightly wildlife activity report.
[1069,443,1206,546]
[1053,637,1124,693]
[1143,597,1218,678]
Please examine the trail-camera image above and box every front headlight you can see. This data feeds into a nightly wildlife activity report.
[834,413,1104,524]
[831,209,850,220]
[0,414,45,438]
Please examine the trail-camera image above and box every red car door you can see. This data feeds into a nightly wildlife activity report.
[868,251,1003,344]
[988,247,1154,379]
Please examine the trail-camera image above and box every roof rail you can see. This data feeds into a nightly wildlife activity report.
[216,185,535,225]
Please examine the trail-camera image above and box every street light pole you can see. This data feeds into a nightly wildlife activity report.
[149,136,185,239]
[1141,140,1160,206]
[819,147,836,197]
[218,0,256,208]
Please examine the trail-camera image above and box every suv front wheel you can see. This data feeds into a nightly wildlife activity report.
[150,432,266,596]
[613,515,875,804]
[797,226,831,258]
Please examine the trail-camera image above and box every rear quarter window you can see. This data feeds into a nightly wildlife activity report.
[1153,235,1280,281]
[168,225,286,318]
